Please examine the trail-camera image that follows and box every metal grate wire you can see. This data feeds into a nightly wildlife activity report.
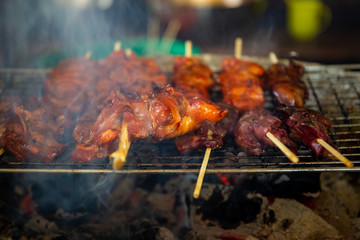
[0,57,359,173]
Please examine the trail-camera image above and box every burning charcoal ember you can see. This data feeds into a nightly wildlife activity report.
[277,106,339,161]
[0,105,65,162]
[216,57,266,112]
[267,60,308,107]
[234,109,297,155]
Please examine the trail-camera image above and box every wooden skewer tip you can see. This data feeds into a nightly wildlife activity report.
[269,52,279,64]
[114,41,122,51]
[110,122,131,170]
[185,40,192,58]
[266,132,299,163]
[317,138,354,168]
[84,51,92,59]
[235,37,242,59]
[193,147,211,199]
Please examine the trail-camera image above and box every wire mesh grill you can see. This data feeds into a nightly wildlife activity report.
[0,56,359,174]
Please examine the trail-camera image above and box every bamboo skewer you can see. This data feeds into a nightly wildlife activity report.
[266,51,300,163]
[185,40,192,58]
[84,51,92,59]
[269,51,279,64]
[317,139,353,168]
[269,51,353,167]
[183,40,211,199]
[193,147,211,199]
[161,19,182,54]
[114,41,122,51]
[235,37,243,59]
[108,42,132,170]
[266,132,299,163]
[110,122,131,170]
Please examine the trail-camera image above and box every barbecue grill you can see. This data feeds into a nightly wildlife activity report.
[0,54,359,173]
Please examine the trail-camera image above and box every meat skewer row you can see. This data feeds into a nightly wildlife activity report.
[218,38,299,163]
[71,44,226,166]
[71,85,227,164]
[0,97,65,163]
[277,106,353,167]
[0,51,95,163]
[216,38,266,112]
[72,44,169,168]
[269,52,353,167]
[172,40,227,198]
[267,52,308,107]
[234,108,297,158]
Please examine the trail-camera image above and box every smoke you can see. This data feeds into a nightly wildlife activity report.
[0,0,148,68]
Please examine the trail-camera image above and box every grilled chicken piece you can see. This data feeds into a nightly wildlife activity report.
[267,60,308,107]
[176,103,239,154]
[0,105,64,162]
[234,108,297,155]
[71,85,227,162]
[217,57,266,112]
[172,56,214,99]
[277,106,337,161]
[43,57,100,118]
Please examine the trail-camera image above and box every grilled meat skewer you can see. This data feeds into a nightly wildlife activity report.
[216,57,266,112]
[267,59,308,107]
[234,108,297,156]
[71,85,227,162]
[277,106,340,161]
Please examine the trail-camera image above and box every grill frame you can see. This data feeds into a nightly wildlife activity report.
[0,55,360,174]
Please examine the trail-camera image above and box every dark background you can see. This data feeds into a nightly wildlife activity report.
[0,0,360,67]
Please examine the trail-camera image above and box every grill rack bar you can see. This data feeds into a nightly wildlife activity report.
[0,56,360,174]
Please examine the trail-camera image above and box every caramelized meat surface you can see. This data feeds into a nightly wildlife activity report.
[267,60,308,107]
[234,109,297,155]
[277,106,337,160]
[72,86,227,162]
[217,58,266,112]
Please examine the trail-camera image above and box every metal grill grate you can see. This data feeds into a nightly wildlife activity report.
[0,56,360,173]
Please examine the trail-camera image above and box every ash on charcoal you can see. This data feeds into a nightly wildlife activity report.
[196,185,263,229]
[265,198,342,240]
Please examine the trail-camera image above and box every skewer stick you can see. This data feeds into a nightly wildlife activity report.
[266,52,300,163]
[114,41,122,51]
[161,19,182,54]
[184,39,210,198]
[266,132,299,163]
[269,51,279,64]
[185,40,192,58]
[110,121,131,170]
[125,48,132,57]
[235,37,242,60]
[109,41,131,169]
[317,138,354,168]
[84,51,92,59]
[193,147,211,199]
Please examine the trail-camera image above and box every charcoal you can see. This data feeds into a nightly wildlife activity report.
[197,186,263,229]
